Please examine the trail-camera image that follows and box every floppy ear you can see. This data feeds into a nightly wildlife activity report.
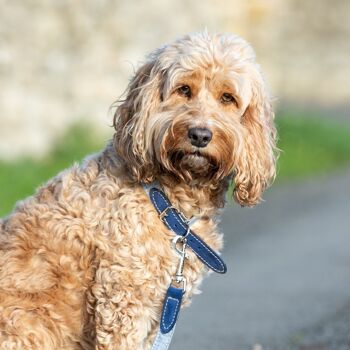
[113,59,163,182]
[233,68,278,207]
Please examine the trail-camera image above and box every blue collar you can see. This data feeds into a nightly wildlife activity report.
[146,185,227,274]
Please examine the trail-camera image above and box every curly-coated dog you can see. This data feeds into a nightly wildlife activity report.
[0,32,277,349]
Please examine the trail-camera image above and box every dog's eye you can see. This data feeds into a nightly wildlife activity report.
[221,93,237,105]
[177,85,191,98]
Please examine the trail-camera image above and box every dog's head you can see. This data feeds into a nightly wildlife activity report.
[113,32,277,206]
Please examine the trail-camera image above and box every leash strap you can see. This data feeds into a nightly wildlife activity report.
[150,326,176,350]
[149,258,185,350]
[150,266,185,350]
[148,187,227,274]
[160,285,183,333]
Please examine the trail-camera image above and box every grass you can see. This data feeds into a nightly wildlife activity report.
[0,125,107,216]
[1,114,350,216]
[277,113,350,180]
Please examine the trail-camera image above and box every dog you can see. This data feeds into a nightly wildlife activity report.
[0,32,277,349]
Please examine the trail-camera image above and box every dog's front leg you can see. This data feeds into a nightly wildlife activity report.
[92,266,153,350]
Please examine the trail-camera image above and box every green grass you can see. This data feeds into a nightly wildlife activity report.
[277,113,350,180]
[0,125,107,216]
[1,114,350,216]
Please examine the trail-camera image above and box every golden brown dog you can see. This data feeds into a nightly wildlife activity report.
[0,32,277,349]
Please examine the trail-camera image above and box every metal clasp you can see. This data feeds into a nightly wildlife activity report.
[171,236,188,293]
[171,275,187,294]
[172,236,189,257]
[159,205,190,224]
[159,206,177,220]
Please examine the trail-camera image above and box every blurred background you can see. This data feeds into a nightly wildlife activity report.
[0,1,349,349]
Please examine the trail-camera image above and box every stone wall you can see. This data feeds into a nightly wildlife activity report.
[0,0,349,159]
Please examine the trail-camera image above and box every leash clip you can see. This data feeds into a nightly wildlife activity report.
[171,237,188,293]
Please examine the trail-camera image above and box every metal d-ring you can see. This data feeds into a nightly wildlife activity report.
[171,275,187,294]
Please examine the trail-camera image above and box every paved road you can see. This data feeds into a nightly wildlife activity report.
[170,169,350,350]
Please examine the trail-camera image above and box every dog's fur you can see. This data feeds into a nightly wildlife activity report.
[0,32,277,349]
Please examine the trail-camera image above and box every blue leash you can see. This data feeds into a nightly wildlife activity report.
[143,183,227,350]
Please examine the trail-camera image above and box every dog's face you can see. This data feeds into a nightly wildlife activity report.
[114,33,277,206]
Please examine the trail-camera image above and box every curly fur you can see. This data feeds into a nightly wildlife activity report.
[0,32,277,349]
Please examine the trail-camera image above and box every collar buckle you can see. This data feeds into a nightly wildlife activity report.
[159,206,177,221]
[159,205,189,224]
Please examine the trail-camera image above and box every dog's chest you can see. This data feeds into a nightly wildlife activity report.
[91,187,222,343]
[85,174,222,349]
[100,191,214,288]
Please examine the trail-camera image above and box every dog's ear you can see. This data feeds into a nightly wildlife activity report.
[233,68,277,207]
[113,59,163,182]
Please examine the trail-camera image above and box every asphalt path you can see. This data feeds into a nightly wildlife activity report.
[171,169,350,350]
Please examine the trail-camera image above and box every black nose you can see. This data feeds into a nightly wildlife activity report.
[188,127,213,148]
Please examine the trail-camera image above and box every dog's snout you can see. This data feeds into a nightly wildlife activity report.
[188,127,213,148]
